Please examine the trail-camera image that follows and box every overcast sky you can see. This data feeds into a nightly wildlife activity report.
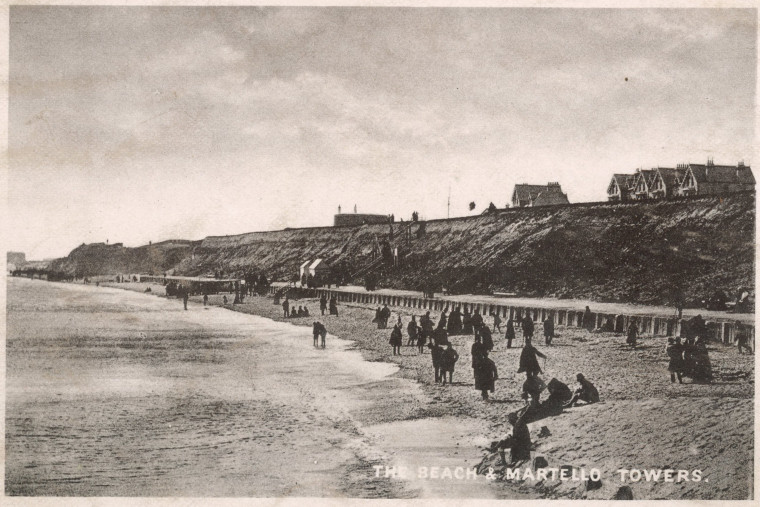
[8,7,757,259]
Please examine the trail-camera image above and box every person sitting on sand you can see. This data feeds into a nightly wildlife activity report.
[223,295,228,304]
[296,306,304,317]
[474,350,498,401]
[303,306,310,317]
[441,343,459,385]
[564,373,599,408]
[407,316,419,347]
[389,323,403,356]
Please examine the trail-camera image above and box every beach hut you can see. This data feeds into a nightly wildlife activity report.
[299,260,311,285]
[309,259,331,285]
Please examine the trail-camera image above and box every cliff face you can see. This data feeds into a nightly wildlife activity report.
[50,240,197,278]
[50,194,754,306]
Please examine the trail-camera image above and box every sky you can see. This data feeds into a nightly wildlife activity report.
[7,7,757,260]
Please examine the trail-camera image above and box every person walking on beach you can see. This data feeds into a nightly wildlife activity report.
[521,312,534,344]
[474,350,498,401]
[441,343,459,385]
[471,309,484,331]
[667,337,684,384]
[438,309,448,330]
[203,294,208,307]
[182,288,189,311]
[389,322,403,355]
[492,312,502,333]
[543,316,554,345]
[320,294,327,316]
[420,311,434,342]
[379,304,391,328]
[505,316,516,348]
[429,343,443,382]
[518,336,546,379]
[407,316,419,347]
[313,321,327,348]
[448,307,463,335]
[626,319,638,348]
[329,296,339,316]
[283,297,290,318]
[479,325,494,353]
[417,320,427,354]
[463,309,473,334]
[582,306,594,331]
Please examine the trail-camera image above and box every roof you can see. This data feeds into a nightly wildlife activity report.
[610,174,636,191]
[512,183,566,204]
[654,167,685,188]
[309,258,329,270]
[532,190,570,206]
[299,260,311,270]
[686,164,755,185]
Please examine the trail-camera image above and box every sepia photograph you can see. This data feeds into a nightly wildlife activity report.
[4,4,756,502]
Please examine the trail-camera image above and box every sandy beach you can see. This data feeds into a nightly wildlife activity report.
[6,278,754,499]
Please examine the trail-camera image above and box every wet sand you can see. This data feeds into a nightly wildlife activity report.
[5,278,505,498]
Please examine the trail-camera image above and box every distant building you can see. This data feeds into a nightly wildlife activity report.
[511,182,569,207]
[334,205,392,227]
[677,160,754,196]
[608,160,754,201]
[607,174,637,202]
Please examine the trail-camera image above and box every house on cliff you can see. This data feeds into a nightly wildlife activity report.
[511,182,569,207]
[677,160,755,196]
[607,174,637,201]
[334,204,392,227]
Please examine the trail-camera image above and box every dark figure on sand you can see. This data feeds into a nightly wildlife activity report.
[389,323,403,355]
[626,320,638,347]
[379,304,391,328]
[440,344,459,385]
[543,317,554,345]
[667,337,685,384]
[329,296,338,316]
[462,310,473,335]
[505,317,516,348]
[492,312,502,333]
[320,295,327,316]
[564,373,599,408]
[517,337,546,378]
[282,297,290,318]
[313,321,327,348]
[203,294,208,307]
[582,306,594,330]
[438,309,448,330]
[182,290,189,311]
[521,312,534,342]
[479,325,494,352]
[407,316,419,346]
[420,312,434,341]
[429,343,443,383]
[471,310,484,331]
[473,350,498,400]
[448,307,463,334]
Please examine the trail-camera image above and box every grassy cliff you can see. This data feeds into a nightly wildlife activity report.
[50,194,754,306]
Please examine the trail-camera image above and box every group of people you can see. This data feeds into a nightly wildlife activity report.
[282,297,311,318]
[666,335,713,383]
[318,294,339,316]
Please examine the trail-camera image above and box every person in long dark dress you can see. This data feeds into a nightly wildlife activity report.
[471,310,484,331]
[543,317,554,345]
[518,337,546,379]
[417,322,427,354]
[389,323,403,355]
[448,307,463,334]
[505,317,516,348]
[479,325,494,353]
[691,336,713,382]
[627,320,638,347]
[463,310,473,334]
[667,337,684,384]
[420,311,434,342]
[320,295,327,316]
[438,309,448,330]
[407,316,419,346]
[474,350,498,400]
[329,296,339,316]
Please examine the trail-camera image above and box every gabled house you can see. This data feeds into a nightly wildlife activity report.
[631,169,656,200]
[677,160,755,196]
[511,182,569,207]
[647,167,685,199]
[607,174,636,201]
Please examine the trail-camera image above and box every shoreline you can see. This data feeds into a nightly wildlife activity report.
[63,281,756,499]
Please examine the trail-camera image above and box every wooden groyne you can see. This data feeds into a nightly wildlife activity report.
[269,285,754,346]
